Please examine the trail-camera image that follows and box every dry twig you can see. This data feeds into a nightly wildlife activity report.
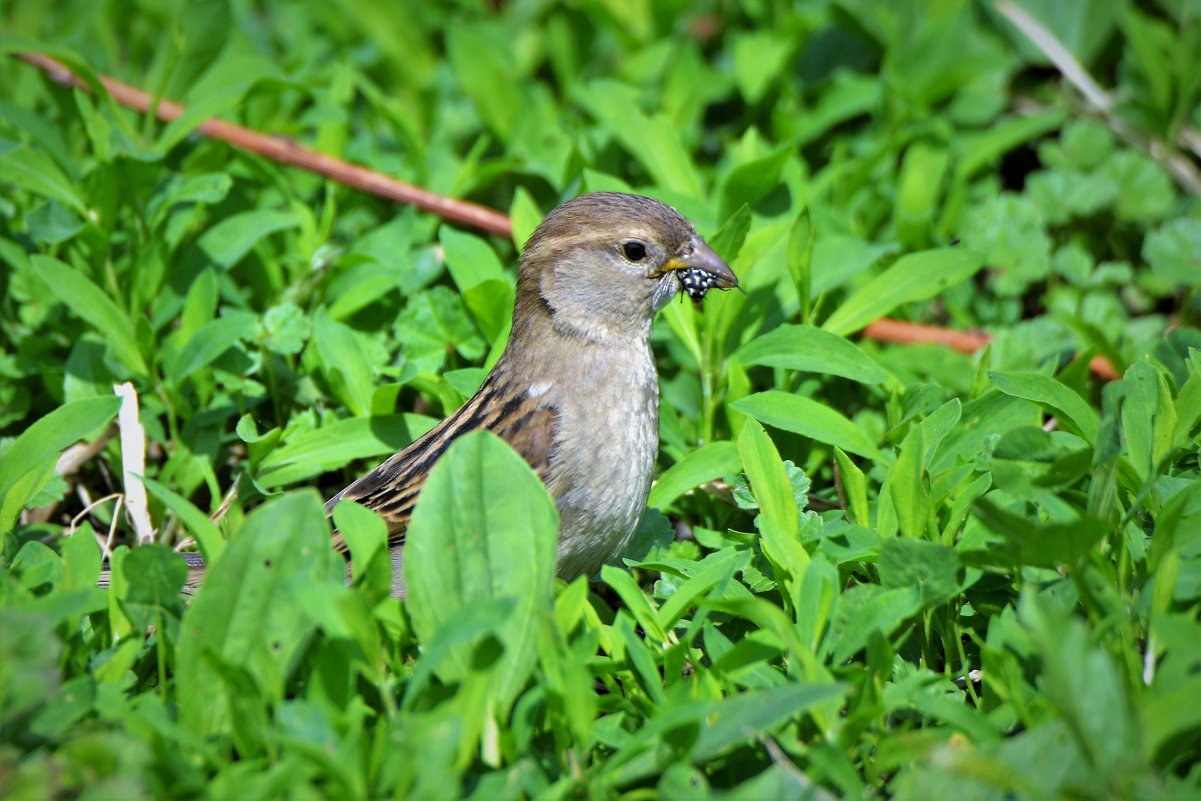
[13,52,514,238]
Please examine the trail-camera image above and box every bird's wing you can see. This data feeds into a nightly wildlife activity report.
[327,374,558,555]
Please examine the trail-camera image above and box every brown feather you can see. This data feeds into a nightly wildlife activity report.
[326,368,559,554]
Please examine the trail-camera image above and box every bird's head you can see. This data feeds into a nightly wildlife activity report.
[515,192,737,341]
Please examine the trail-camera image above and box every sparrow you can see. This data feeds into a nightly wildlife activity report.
[326,192,737,596]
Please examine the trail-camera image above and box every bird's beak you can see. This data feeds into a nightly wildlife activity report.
[659,239,739,289]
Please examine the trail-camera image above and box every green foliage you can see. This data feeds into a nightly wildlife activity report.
[1,0,1199,798]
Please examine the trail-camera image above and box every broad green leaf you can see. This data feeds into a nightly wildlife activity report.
[730,32,794,104]
[603,568,668,646]
[822,248,985,336]
[990,371,1100,442]
[331,500,390,597]
[27,255,147,376]
[830,583,923,664]
[718,147,791,219]
[895,142,949,247]
[257,413,436,487]
[311,309,377,417]
[810,236,898,297]
[970,498,1107,567]
[393,286,486,376]
[878,539,959,608]
[954,110,1066,179]
[0,145,88,216]
[439,227,508,292]
[889,425,931,539]
[167,311,257,382]
[0,395,121,517]
[177,491,331,736]
[118,544,187,632]
[610,683,845,784]
[1143,218,1201,286]
[147,172,232,228]
[576,80,704,198]
[404,431,558,713]
[647,441,740,511]
[140,475,224,564]
[928,391,1039,474]
[445,21,520,141]
[1019,589,1139,778]
[738,419,810,597]
[197,208,299,268]
[257,302,310,356]
[1121,361,1176,482]
[732,391,881,459]
[737,419,800,539]
[735,324,890,384]
[509,187,543,251]
[833,448,869,527]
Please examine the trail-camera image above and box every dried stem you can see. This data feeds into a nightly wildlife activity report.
[13,52,513,238]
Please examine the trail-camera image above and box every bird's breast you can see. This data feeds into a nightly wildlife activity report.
[541,343,660,579]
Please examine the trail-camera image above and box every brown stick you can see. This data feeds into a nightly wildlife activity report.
[864,318,1119,380]
[13,52,513,238]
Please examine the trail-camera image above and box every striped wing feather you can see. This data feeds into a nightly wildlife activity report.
[326,374,557,554]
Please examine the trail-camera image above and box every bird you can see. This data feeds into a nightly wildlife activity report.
[324,192,737,596]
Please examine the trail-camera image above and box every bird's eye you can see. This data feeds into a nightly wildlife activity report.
[621,241,647,262]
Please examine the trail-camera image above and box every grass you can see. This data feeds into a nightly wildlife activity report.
[1,1,1199,798]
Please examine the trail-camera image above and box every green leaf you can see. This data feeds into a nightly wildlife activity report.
[895,141,949,247]
[989,371,1100,442]
[822,248,985,336]
[1097,150,1174,222]
[970,498,1108,567]
[718,147,790,219]
[732,392,881,459]
[889,424,932,539]
[0,396,121,518]
[311,309,377,417]
[257,302,310,356]
[1120,361,1176,482]
[833,448,870,527]
[393,286,486,376]
[738,419,811,596]
[445,21,520,141]
[118,544,187,631]
[737,419,800,539]
[27,255,147,376]
[647,441,741,511]
[1019,589,1139,777]
[331,499,391,599]
[576,80,703,198]
[167,311,257,382]
[730,32,794,104]
[509,187,543,251]
[140,475,224,564]
[404,431,558,713]
[197,208,299,268]
[735,324,890,384]
[878,539,960,608]
[1143,218,1201,286]
[257,413,436,487]
[177,491,332,736]
[0,145,88,216]
[610,683,844,784]
[957,194,1050,295]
